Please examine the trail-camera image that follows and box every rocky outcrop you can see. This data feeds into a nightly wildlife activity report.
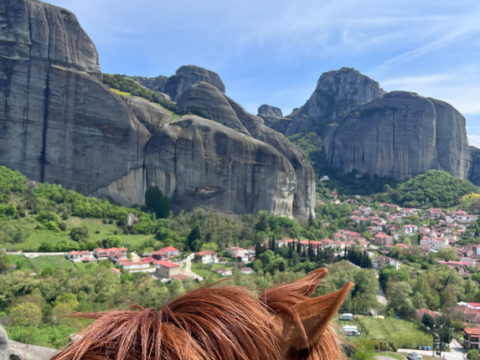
[0,0,150,195]
[469,147,480,185]
[130,75,168,93]
[0,0,315,218]
[144,116,297,217]
[0,325,56,360]
[322,91,471,180]
[279,68,386,136]
[257,105,292,134]
[164,65,225,101]
[176,83,316,218]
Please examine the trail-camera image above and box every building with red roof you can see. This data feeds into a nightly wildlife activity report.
[194,250,218,264]
[155,260,181,279]
[66,250,92,262]
[121,262,150,272]
[463,327,480,350]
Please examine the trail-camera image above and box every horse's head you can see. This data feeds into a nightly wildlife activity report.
[52,268,352,360]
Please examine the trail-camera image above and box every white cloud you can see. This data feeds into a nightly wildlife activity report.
[468,134,480,148]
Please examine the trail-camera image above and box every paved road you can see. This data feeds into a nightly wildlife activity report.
[179,253,203,281]
[400,339,465,360]
[6,252,66,258]
[376,285,387,306]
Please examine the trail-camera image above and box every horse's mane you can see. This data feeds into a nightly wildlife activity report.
[52,270,348,360]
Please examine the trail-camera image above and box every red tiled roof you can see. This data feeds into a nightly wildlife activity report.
[110,268,121,274]
[161,246,179,252]
[155,260,180,268]
[195,250,216,256]
[170,274,190,282]
[464,328,480,335]
[122,262,148,266]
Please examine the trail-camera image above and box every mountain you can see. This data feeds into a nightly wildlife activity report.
[469,147,480,186]
[0,0,315,218]
[264,68,472,182]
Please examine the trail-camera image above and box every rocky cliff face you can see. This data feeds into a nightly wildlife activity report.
[1,325,56,360]
[282,68,386,136]
[322,91,471,180]
[176,83,316,218]
[0,0,315,218]
[165,65,225,101]
[469,147,480,185]
[257,105,292,134]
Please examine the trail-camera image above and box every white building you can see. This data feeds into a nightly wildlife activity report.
[66,251,92,262]
[403,224,418,234]
[194,250,218,264]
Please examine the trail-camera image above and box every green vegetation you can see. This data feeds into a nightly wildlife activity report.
[103,74,212,120]
[376,170,478,208]
[145,186,171,219]
[355,317,432,349]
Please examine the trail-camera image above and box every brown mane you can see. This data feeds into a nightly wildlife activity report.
[52,269,352,360]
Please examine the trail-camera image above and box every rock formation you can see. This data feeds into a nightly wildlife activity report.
[282,68,386,136]
[0,325,56,360]
[164,65,226,101]
[175,83,316,218]
[469,147,480,185]
[0,0,315,218]
[257,105,292,134]
[322,91,471,180]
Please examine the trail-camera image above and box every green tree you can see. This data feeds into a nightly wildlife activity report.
[70,226,89,242]
[386,281,413,312]
[200,242,218,252]
[412,291,427,309]
[10,302,42,327]
[467,350,479,360]
[145,186,171,219]
[0,251,11,274]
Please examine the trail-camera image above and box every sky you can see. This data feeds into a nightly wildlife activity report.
[47,0,480,145]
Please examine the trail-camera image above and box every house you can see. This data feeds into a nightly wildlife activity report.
[276,239,295,247]
[462,257,476,267]
[109,251,127,262]
[240,267,254,275]
[110,268,121,277]
[320,176,330,181]
[194,250,218,264]
[154,260,181,279]
[372,233,394,246]
[420,237,449,251]
[429,209,444,218]
[152,247,179,260]
[121,262,150,272]
[380,203,400,211]
[170,274,191,282]
[373,257,401,270]
[225,247,252,262]
[463,328,480,350]
[416,308,438,319]
[403,224,418,234]
[66,251,92,262]
[436,260,470,271]
[213,268,232,277]
[93,247,127,260]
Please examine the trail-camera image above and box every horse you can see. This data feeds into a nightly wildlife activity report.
[51,268,353,360]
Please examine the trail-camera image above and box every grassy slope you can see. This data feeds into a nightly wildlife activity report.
[0,165,156,252]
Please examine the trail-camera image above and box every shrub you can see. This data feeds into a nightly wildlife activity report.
[9,302,42,327]
[36,211,60,224]
[70,226,89,242]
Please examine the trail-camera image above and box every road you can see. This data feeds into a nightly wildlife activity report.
[376,285,387,306]
[6,252,65,258]
[400,339,465,360]
[179,253,203,281]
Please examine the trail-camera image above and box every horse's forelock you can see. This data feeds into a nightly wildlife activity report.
[51,286,283,360]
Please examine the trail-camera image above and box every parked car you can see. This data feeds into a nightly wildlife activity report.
[340,313,354,321]
[346,330,361,336]
[407,352,422,360]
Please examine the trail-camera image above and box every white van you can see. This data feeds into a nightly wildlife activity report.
[340,313,354,321]
[342,325,358,331]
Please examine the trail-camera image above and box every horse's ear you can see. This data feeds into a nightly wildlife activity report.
[276,282,354,354]
[293,268,328,297]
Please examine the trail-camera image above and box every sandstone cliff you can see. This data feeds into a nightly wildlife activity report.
[322,91,471,180]
[283,67,386,136]
[0,0,315,218]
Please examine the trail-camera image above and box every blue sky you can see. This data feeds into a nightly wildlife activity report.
[48,0,480,145]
